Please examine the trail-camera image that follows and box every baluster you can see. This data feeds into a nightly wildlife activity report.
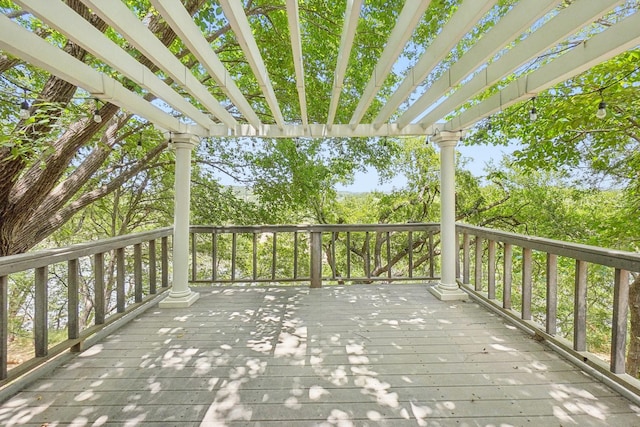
[463,233,470,284]
[211,233,217,282]
[487,240,496,299]
[546,254,558,335]
[161,236,169,287]
[522,248,532,320]
[346,232,351,279]
[68,259,80,352]
[310,231,322,288]
[271,232,277,280]
[429,231,434,279]
[474,237,483,292]
[252,233,258,281]
[1,275,7,380]
[611,269,630,374]
[503,243,512,309]
[116,247,125,313]
[231,233,237,282]
[35,266,48,357]
[455,230,460,280]
[134,243,142,302]
[365,232,371,279]
[94,253,105,324]
[574,260,587,351]
[191,232,197,282]
[407,231,413,279]
[293,232,299,279]
[149,240,157,294]
[386,231,392,279]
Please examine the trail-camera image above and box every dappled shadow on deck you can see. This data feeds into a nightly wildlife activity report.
[1,285,640,426]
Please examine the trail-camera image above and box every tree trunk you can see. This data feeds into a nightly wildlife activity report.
[626,274,640,378]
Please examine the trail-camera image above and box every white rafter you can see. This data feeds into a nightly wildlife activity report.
[349,0,431,127]
[77,0,237,129]
[2,1,637,139]
[14,0,217,131]
[444,12,640,131]
[286,0,308,127]
[219,0,285,128]
[327,0,363,127]
[397,0,558,129]
[372,0,498,128]
[0,13,196,135]
[419,0,624,128]
[149,0,262,130]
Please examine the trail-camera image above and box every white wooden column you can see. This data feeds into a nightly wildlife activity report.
[159,133,200,308]
[430,131,468,301]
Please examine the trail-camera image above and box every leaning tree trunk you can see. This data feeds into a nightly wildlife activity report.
[626,274,640,378]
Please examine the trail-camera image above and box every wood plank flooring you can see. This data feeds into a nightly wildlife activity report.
[1,284,640,426]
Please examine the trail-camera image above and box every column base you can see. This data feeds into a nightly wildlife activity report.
[429,283,468,301]
[159,290,200,308]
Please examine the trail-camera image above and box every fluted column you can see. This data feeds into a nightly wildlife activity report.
[159,134,200,308]
[430,131,468,301]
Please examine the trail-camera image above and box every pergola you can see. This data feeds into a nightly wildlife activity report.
[1,0,638,306]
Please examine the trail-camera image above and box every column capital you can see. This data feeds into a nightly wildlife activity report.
[430,130,465,148]
[169,133,200,149]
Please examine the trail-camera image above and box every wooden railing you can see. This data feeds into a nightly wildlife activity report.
[0,227,172,385]
[189,223,442,286]
[457,224,640,394]
[3,222,640,397]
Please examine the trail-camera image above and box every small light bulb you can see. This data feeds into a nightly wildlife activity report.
[596,101,606,119]
[529,106,537,122]
[19,100,30,120]
[93,111,102,123]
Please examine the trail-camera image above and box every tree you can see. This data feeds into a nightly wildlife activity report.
[0,0,460,255]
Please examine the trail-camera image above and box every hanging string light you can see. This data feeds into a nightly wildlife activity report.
[19,90,30,120]
[529,97,537,122]
[93,99,102,123]
[596,89,607,119]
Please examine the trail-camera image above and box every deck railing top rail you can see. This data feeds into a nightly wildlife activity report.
[190,223,440,234]
[457,223,640,271]
[0,227,173,277]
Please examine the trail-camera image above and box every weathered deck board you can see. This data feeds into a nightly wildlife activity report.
[1,284,639,426]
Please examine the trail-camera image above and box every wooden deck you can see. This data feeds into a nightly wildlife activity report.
[1,284,639,426]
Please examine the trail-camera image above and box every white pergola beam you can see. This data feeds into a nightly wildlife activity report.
[219,0,285,128]
[78,0,237,129]
[349,0,431,127]
[286,0,308,127]
[216,123,440,139]
[444,12,640,131]
[398,0,557,129]
[14,0,217,131]
[149,0,262,130]
[327,0,363,127]
[419,0,624,128]
[373,0,498,127]
[0,14,197,135]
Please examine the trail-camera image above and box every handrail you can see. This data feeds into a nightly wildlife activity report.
[190,223,442,286]
[0,227,173,386]
[456,223,640,396]
[0,227,173,276]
